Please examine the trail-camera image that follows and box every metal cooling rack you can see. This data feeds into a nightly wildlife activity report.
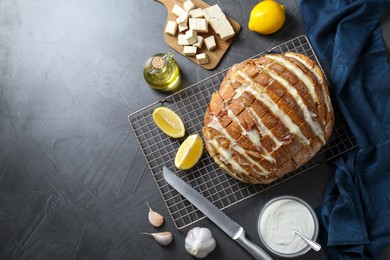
[129,35,357,229]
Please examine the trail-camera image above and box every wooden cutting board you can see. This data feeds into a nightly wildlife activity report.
[156,0,241,70]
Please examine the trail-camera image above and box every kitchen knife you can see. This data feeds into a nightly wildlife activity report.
[163,166,273,260]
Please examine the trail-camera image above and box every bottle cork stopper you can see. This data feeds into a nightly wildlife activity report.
[152,56,164,69]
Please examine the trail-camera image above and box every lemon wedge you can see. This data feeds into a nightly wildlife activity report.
[152,106,185,138]
[248,0,285,35]
[175,134,203,170]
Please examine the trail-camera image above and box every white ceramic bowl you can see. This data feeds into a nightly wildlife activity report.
[257,195,320,258]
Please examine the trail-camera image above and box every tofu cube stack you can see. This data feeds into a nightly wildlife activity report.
[164,0,236,65]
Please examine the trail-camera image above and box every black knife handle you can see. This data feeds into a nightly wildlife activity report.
[235,230,273,260]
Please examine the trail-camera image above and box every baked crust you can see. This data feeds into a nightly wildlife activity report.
[202,52,334,184]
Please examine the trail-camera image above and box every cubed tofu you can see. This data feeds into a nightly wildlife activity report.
[185,29,197,45]
[183,46,197,56]
[165,20,177,36]
[203,4,235,40]
[178,22,188,32]
[172,4,185,17]
[176,11,189,24]
[204,35,217,50]
[189,18,208,33]
[189,8,204,18]
[178,34,189,45]
[183,0,195,11]
[193,36,203,48]
[196,53,209,64]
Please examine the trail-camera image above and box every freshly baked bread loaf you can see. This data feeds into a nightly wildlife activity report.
[202,52,334,184]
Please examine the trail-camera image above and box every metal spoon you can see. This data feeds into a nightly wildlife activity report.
[294,230,321,251]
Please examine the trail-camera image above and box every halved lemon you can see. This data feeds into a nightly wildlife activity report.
[152,106,185,138]
[175,134,203,170]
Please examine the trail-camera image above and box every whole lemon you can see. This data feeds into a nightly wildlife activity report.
[248,0,286,35]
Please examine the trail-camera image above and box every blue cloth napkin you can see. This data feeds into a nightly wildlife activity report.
[299,0,390,259]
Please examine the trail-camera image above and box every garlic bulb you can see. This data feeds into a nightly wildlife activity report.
[141,231,173,246]
[147,202,164,227]
[185,227,216,258]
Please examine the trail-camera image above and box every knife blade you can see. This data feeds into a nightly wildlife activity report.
[163,166,273,260]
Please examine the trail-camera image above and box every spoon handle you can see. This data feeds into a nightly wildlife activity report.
[294,230,321,251]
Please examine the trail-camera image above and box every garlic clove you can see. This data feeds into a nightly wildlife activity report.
[141,231,173,246]
[147,202,164,227]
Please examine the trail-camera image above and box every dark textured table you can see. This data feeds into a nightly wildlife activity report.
[1,1,389,259]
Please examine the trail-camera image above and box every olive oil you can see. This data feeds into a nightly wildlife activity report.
[144,51,181,92]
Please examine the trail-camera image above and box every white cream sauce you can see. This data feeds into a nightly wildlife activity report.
[284,53,332,113]
[247,107,283,150]
[267,55,319,107]
[258,198,316,254]
[207,116,270,176]
[226,110,275,164]
[234,71,310,145]
[227,109,260,146]
[266,70,325,144]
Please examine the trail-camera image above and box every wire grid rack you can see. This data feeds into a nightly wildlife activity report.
[129,35,357,229]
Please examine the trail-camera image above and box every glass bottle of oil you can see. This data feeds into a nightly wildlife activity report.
[144,51,181,92]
